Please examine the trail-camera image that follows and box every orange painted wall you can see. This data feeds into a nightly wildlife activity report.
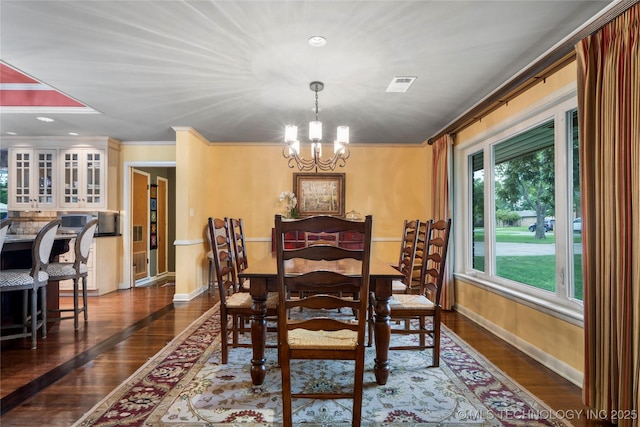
[164,129,434,297]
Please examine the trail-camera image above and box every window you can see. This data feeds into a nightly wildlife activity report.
[568,109,583,301]
[494,120,556,292]
[457,94,582,320]
[471,152,485,272]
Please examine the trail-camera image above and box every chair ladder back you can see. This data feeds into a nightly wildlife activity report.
[410,221,428,285]
[207,217,239,304]
[418,218,452,304]
[275,214,373,341]
[397,219,420,287]
[229,218,249,273]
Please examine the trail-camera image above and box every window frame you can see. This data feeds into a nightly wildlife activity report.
[453,85,583,325]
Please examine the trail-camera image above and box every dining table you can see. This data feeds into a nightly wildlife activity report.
[238,253,405,386]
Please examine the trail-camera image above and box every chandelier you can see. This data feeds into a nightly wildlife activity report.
[283,81,350,172]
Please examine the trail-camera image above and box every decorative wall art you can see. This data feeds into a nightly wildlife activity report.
[150,184,158,249]
[293,173,345,217]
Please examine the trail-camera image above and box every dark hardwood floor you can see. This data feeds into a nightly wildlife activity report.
[0,279,610,426]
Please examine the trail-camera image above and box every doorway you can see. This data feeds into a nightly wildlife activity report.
[132,169,149,281]
[157,177,168,275]
[123,162,176,289]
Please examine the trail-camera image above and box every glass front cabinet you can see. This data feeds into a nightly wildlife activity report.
[5,137,118,212]
[59,149,105,209]
[8,148,57,210]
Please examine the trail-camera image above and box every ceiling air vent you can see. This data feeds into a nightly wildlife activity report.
[386,76,417,93]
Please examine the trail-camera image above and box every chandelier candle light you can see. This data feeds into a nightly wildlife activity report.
[283,81,350,172]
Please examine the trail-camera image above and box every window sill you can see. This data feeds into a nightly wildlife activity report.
[454,272,584,327]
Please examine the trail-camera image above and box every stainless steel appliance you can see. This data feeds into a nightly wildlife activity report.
[97,211,119,236]
[59,214,95,233]
[59,212,119,235]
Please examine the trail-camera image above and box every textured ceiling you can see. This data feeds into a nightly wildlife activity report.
[0,1,612,144]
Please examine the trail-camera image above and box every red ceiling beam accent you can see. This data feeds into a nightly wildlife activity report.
[0,63,87,107]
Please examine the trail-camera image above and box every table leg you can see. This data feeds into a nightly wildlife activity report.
[373,277,391,385]
[250,277,268,385]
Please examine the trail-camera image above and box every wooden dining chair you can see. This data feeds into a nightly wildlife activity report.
[0,219,61,349]
[376,219,452,368]
[367,219,419,346]
[208,217,278,364]
[205,223,216,295]
[392,219,420,294]
[228,217,250,291]
[46,219,98,330]
[206,218,232,295]
[275,214,373,427]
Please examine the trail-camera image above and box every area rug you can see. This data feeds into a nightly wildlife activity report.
[74,304,569,427]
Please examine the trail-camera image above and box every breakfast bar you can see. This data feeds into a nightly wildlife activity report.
[0,232,77,333]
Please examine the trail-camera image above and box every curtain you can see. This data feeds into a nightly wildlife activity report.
[576,4,639,426]
[431,134,454,310]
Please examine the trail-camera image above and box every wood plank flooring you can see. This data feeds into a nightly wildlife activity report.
[0,280,611,426]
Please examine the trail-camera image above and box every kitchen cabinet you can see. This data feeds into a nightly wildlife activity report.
[59,148,105,209]
[5,136,120,212]
[57,235,120,296]
[8,148,57,210]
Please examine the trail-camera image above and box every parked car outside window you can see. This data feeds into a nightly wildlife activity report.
[528,218,555,232]
[573,217,582,233]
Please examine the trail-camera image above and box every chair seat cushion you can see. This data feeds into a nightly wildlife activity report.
[226,291,278,309]
[288,328,357,350]
[47,262,88,278]
[389,293,435,310]
[391,279,407,292]
[0,269,48,287]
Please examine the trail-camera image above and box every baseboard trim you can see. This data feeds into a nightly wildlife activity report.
[173,285,207,303]
[454,304,584,387]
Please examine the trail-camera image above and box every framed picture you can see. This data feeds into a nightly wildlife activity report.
[293,173,345,217]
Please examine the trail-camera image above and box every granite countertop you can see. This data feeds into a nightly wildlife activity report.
[4,232,78,243]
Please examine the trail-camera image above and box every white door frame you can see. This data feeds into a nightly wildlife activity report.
[122,161,176,289]
[157,176,169,275]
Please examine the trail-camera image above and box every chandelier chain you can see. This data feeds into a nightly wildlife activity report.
[315,88,319,122]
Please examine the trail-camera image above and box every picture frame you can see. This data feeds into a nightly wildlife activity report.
[293,173,345,217]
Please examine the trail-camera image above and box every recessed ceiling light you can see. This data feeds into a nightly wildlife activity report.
[69,132,79,136]
[37,116,54,122]
[308,36,326,47]
[6,131,17,135]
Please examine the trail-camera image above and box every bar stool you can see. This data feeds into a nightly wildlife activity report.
[46,219,98,330]
[0,218,11,252]
[0,219,61,349]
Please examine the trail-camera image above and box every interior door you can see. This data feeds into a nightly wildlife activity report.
[157,177,168,274]
[132,169,149,281]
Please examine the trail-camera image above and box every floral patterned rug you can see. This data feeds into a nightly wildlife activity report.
[74,304,569,427]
